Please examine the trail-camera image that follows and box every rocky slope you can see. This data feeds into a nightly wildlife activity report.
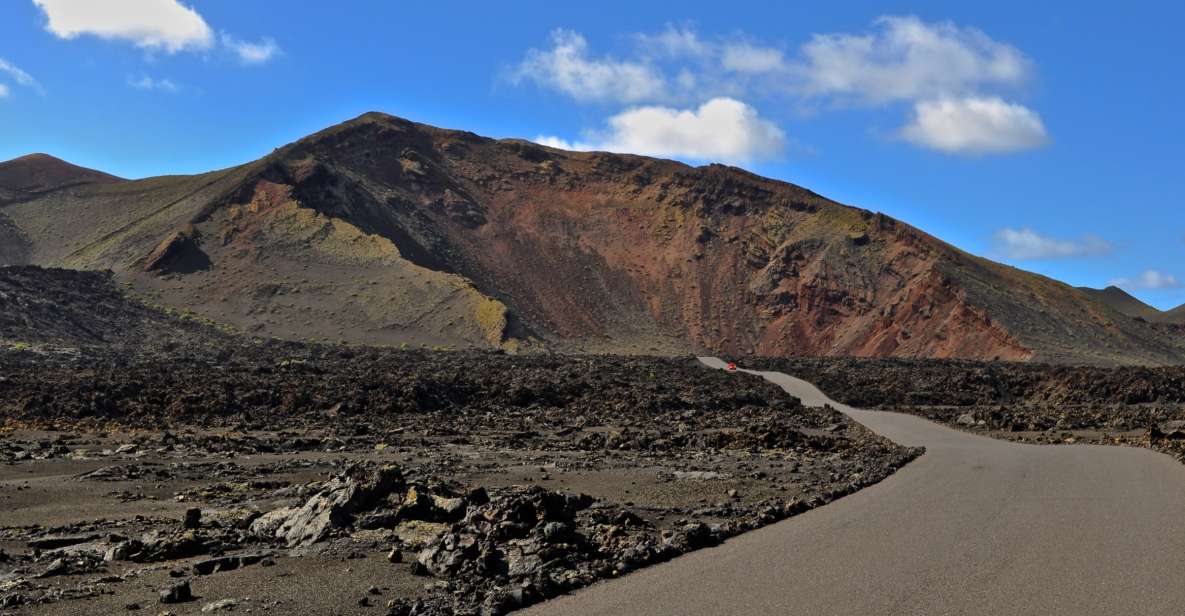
[1,112,1182,364]
[0,265,237,355]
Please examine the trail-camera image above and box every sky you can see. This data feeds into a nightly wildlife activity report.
[1,1,1182,309]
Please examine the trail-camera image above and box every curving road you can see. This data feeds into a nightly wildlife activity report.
[524,357,1185,615]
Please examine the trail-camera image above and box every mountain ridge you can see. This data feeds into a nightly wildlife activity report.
[1,111,1182,365]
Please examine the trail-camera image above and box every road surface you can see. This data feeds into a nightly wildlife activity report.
[524,357,1185,615]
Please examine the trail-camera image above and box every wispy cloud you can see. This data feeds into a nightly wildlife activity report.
[127,75,179,92]
[991,228,1112,260]
[0,58,44,97]
[1110,270,1182,291]
[221,33,281,65]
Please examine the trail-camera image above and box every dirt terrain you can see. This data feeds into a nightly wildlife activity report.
[748,356,1185,461]
[2,113,1184,364]
[0,268,919,615]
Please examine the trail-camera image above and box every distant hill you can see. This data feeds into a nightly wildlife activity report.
[1078,286,1164,321]
[1,112,1184,365]
[1078,286,1185,325]
[0,153,122,202]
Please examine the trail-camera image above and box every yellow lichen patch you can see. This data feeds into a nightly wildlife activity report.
[473,295,509,347]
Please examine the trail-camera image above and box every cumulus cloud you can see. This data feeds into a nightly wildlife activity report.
[901,96,1048,154]
[221,34,281,65]
[534,97,784,163]
[511,29,667,103]
[1110,270,1182,291]
[794,15,1031,103]
[32,1,280,66]
[32,0,214,53]
[991,228,1112,261]
[127,75,179,92]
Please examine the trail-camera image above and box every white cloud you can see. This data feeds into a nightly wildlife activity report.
[0,84,9,98]
[1110,270,1182,291]
[32,1,280,66]
[722,43,785,73]
[534,97,784,164]
[795,15,1031,103]
[222,33,281,65]
[534,135,578,150]
[32,0,214,53]
[511,29,667,103]
[127,75,179,92]
[901,96,1048,154]
[991,228,1112,261]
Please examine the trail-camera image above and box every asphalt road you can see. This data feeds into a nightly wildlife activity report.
[524,357,1185,615]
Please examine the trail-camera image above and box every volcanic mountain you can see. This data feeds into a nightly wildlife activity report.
[1,112,1182,364]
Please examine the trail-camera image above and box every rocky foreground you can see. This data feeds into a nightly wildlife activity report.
[749,357,1185,461]
[0,347,919,615]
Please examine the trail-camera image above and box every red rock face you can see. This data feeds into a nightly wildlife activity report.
[252,114,1039,360]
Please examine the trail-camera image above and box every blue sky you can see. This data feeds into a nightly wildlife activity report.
[2,1,1182,309]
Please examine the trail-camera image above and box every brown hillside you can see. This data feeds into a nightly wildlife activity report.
[1,112,1183,364]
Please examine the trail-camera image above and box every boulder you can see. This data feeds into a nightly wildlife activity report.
[263,465,405,546]
[159,581,193,604]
